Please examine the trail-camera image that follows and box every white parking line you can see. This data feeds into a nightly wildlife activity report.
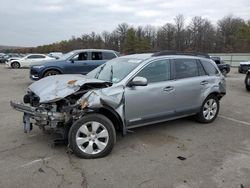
[219,115,250,126]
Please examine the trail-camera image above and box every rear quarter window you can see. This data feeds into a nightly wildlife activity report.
[103,52,117,60]
[200,60,219,75]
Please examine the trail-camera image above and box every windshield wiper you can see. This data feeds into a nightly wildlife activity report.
[95,64,106,79]
[110,65,113,82]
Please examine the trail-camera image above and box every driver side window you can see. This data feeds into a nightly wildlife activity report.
[136,59,171,83]
[72,52,88,61]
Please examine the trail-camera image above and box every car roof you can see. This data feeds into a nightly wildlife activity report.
[73,49,117,53]
[120,53,211,62]
[119,53,153,60]
[27,53,46,56]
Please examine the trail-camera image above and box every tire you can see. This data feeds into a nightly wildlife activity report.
[11,61,20,69]
[43,70,60,78]
[246,85,250,91]
[246,76,250,91]
[195,95,220,123]
[68,114,116,159]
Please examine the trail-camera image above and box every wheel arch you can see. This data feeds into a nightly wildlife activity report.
[11,60,21,67]
[42,67,63,77]
[87,106,124,133]
[206,91,223,100]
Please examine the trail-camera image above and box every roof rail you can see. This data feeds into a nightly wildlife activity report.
[152,51,210,59]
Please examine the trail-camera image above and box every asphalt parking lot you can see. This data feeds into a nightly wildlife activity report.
[0,64,249,188]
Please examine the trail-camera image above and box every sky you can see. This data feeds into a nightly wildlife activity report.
[0,0,250,47]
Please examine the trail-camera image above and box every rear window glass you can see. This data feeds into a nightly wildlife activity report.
[103,52,116,60]
[174,59,198,79]
[201,60,219,75]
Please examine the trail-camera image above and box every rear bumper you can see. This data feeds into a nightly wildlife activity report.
[239,65,250,73]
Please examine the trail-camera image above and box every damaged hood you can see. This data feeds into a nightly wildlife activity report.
[29,74,110,103]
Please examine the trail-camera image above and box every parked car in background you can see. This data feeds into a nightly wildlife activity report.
[6,54,55,69]
[48,52,63,59]
[30,49,120,80]
[1,53,23,63]
[210,57,230,76]
[11,53,226,158]
[245,70,250,91]
[238,61,250,74]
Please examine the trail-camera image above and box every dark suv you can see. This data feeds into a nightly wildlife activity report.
[30,49,120,80]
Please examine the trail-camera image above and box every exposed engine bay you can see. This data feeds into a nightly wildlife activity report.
[10,74,125,142]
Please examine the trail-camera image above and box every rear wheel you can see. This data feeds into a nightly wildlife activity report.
[68,114,116,159]
[11,62,20,69]
[246,76,250,91]
[196,95,219,123]
[43,70,60,78]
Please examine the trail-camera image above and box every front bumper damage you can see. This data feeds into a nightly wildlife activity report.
[10,101,65,133]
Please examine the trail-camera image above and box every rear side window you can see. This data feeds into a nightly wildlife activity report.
[137,59,171,83]
[197,61,207,76]
[103,52,116,60]
[201,60,219,75]
[174,59,198,79]
[28,55,45,59]
[92,52,102,60]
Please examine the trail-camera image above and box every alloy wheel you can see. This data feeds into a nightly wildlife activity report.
[76,121,109,155]
[203,99,218,120]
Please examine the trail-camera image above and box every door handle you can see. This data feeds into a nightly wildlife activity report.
[200,80,209,85]
[163,86,174,92]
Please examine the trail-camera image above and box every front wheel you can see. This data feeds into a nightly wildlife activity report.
[68,114,116,159]
[11,62,20,69]
[43,70,60,78]
[195,95,220,123]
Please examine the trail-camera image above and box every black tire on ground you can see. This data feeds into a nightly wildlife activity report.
[68,114,116,159]
[43,70,60,77]
[11,62,20,69]
[195,94,220,123]
[246,85,250,91]
[246,76,250,91]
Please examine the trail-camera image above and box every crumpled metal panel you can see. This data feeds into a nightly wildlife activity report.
[29,74,109,103]
[79,86,124,110]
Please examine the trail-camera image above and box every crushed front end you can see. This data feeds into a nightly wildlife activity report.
[10,75,113,139]
[10,91,81,135]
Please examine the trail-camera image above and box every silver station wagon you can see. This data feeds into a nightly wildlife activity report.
[11,53,226,158]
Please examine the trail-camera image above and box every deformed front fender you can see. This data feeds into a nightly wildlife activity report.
[78,86,127,135]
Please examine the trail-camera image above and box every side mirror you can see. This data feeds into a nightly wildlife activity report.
[70,59,74,63]
[129,76,148,87]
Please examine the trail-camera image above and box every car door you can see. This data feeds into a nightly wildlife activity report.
[85,52,106,73]
[66,52,89,74]
[172,58,206,114]
[124,59,176,127]
[23,55,37,67]
[33,55,46,62]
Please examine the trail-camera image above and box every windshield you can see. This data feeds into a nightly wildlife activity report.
[87,58,143,83]
[60,51,75,60]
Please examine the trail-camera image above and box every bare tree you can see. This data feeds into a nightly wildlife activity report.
[174,14,185,51]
